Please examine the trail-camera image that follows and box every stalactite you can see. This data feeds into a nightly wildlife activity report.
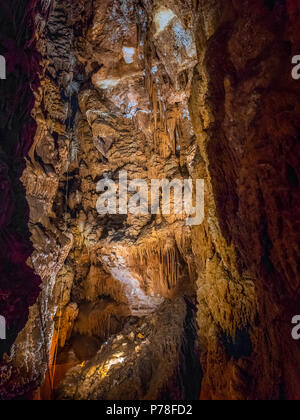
[128,232,189,298]
[83,263,128,304]
[74,300,130,339]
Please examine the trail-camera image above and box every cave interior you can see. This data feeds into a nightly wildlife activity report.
[0,0,299,401]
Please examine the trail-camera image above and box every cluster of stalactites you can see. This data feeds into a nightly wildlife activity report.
[128,230,191,298]
[74,300,130,339]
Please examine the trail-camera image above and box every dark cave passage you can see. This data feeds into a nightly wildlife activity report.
[0,0,41,363]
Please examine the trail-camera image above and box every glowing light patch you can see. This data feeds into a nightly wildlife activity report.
[97,78,120,89]
[154,7,176,34]
[108,353,126,368]
[151,65,158,75]
[123,47,135,64]
[103,253,164,316]
[99,352,126,378]
[173,21,196,58]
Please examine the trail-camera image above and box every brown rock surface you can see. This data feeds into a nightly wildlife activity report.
[11,0,200,399]
[190,0,300,400]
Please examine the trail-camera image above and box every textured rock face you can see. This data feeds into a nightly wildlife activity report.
[191,0,300,400]
[7,0,201,400]
[52,0,200,399]
[2,0,300,401]
[0,0,43,399]
[56,299,187,400]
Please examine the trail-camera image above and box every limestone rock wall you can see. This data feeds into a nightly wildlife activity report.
[9,0,201,399]
[52,0,201,399]
[0,0,43,399]
[9,0,85,391]
[190,0,300,400]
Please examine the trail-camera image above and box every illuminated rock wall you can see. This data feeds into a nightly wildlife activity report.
[8,0,201,399]
[190,0,300,400]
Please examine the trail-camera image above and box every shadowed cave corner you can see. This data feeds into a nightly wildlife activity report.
[0,0,43,399]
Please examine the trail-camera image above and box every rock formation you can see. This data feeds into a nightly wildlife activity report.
[0,0,299,401]
[191,0,300,400]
